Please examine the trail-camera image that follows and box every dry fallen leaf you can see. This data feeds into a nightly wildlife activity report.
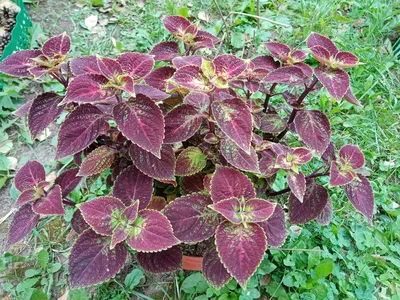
[36,128,51,141]
[198,11,210,22]
[46,171,57,183]
[8,157,18,170]
[85,15,98,31]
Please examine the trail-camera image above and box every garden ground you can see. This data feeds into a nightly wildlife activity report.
[0,0,399,299]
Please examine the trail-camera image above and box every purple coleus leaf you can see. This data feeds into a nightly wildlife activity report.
[314,67,350,100]
[146,196,167,211]
[79,196,126,235]
[110,202,140,249]
[55,168,81,197]
[175,147,207,176]
[164,193,218,243]
[69,229,128,288]
[129,144,176,184]
[13,189,37,208]
[28,92,64,139]
[211,167,256,203]
[294,110,331,156]
[263,42,291,61]
[220,139,259,173]
[245,199,276,223]
[56,104,109,159]
[329,161,355,187]
[258,204,287,247]
[113,94,164,157]
[202,246,231,289]
[289,182,328,224]
[287,171,306,202]
[71,210,90,234]
[96,56,123,80]
[164,104,203,144]
[0,50,42,77]
[117,52,154,79]
[211,98,252,153]
[321,142,336,165]
[42,33,71,58]
[343,87,361,106]
[332,52,359,68]
[172,65,212,92]
[213,54,247,79]
[63,74,114,104]
[162,15,191,36]
[344,175,374,221]
[32,185,65,215]
[113,166,153,209]
[216,221,266,289]
[7,204,40,246]
[78,146,116,176]
[259,150,279,176]
[197,30,220,45]
[70,56,101,76]
[316,197,332,226]
[137,246,182,273]
[135,84,169,101]
[259,114,287,133]
[14,160,46,192]
[339,145,365,169]
[264,66,308,85]
[183,92,210,113]
[173,55,209,68]
[182,174,205,194]
[14,99,34,117]
[307,32,339,56]
[209,197,242,224]
[144,66,176,91]
[150,41,181,62]
[125,209,179,252]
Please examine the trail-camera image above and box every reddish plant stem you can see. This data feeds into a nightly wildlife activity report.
[266,170,329,196]
[276,77,319,141]
[263,83,277,113]
[62,198,77,206]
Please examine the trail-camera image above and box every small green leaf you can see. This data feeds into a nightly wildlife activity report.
[37,249,49,270]
[178,7,189,17]
[68,288,88,300]
[310,283,328,300]
[22,288,48,300]
[181,272,206,294]
[47,262,61,273]
[231,32,245,49]
[124,268,144,290]
[25,269,42,278]
[314,258,334,280]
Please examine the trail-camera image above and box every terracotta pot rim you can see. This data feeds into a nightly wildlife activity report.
[182,255,203,271]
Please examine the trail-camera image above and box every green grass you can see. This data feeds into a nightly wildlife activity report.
[1,0,399,299]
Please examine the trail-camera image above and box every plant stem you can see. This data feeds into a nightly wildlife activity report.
[213,0,230,42]
[270,247,324,253]
[263,83,277,113]
[276,77,318,141]
[62,198,77,206]
[229,12,290,28]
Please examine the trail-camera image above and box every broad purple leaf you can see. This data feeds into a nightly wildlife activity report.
[183,92,210,113]
[135,84,169,101]
[32,185,65,215]
[259,150,279,176]
[216,222,266,288]
[307,32,339,56]
[321,142,336,165]
[209,197,242,224]
[113,165,153,209]
[110,201,140,248]
[146,196,166,211]
[55,168,81,197]
[333,51,359,68]
[294,110,331,156]
[314,67,350,100]
[220,139,259,173]
[197,30,220,45]
[126,209,179,252]
[14,100,34,117]
[150,41,181,61]
[259,204,287,247]
[129,144,176,183]
[110,227,129,250]
[69,229,128,288]
[164,193,218,243]
[70,56,101,76]
[42,33,70,57]
[172,55,206,68]
[316,198,332,226]
[291,50,307,62]
[291,148,313,165]
[56,104,109,159]
[244,199,276,223]
[263,42,291,60]
[117,52,154,78]
[164,104,203,144]
[344,175,374,221]
[245,80,260,93]
[96,56,123,80]
[343,87,361,106]
[259,114,286,133]
[144,66,176,91]
[113,94,164,157]
[182,174,205,194]
[289,182,328,224]
[287,171,306,202]
[28,92,64,138]
[251,55,279,70]
[339,145,364,169]
[193,36,214,49]
[137,246,182,273]
[13,189,36,208]
[202,247,231,289]
[264,66,308,85]
[15,160,46,192]
[162,16,191,35]
[213,55,247,78]
[211,98,252,152]
[211,167,256,203]
[172,65,211,92]
[71,210,90,234]
[0,50,42,77]
[329,161,355,187]
[63,74,113,104]
[79,196,126,235]
[175,147,207,176]
[78,146,116,176]
[7,204,39,246]
[294,62,313,77]
[309,45,331,65]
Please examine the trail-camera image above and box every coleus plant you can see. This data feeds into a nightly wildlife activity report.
[0,15,374,290]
